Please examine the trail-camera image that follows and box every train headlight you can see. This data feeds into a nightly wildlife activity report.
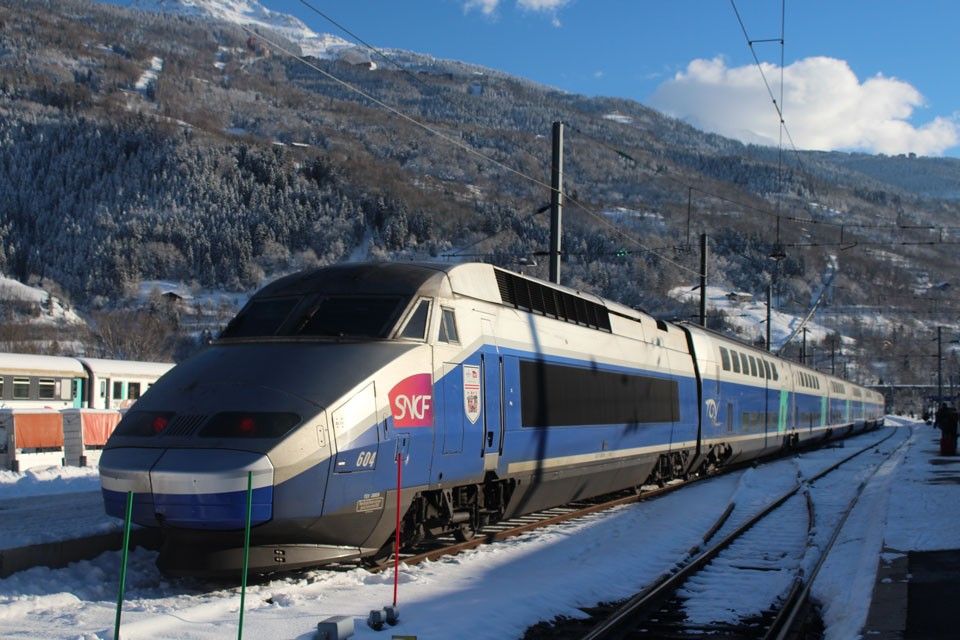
[199,412,301,439]
[114,411,175,437]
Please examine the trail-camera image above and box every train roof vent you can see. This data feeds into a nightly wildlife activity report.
[162,414,207,437]
[494,269,611,332]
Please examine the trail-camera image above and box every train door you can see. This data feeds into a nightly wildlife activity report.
[72,378,84,409]
[481,353,503,470]
[440,362,464,454]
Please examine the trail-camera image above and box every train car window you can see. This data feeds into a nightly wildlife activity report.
[297,296,404,338]
[719,347,731,371]
[739,353,750,375]
[100,380,107,398]
[13,377,29,399]
[38,378,56,400]
[220,296,302,339]
[439,308,460,344]
[762,360,771,379]
[748,356,758,377]
[399,299,431,339]
[128,383,141,400]
[113,381,124,400]
[771,363,779,381]
[730,350,741,373]
[519,360,679,427]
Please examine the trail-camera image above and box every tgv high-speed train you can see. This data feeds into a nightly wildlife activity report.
[99,263,884,575]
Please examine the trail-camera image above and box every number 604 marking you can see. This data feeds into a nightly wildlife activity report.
[356,450,377,468]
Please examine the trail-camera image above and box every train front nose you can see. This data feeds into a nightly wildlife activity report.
[100,448,274,529]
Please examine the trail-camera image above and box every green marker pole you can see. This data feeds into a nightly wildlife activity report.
[114,490,134,640]
[238,471,254,640]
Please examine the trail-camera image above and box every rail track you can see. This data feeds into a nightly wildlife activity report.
[574,426,910,640]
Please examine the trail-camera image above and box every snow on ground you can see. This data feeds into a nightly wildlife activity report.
[0,274,83,326]
[883,423,960,550]
[134,56,163,91]
[0,465,100,500]
[130,0,354,59]
[602,112,633,124]
[0,425,929,639]
[0,466,113,550]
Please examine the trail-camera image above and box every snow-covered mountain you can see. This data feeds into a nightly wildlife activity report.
[129,0,355,59]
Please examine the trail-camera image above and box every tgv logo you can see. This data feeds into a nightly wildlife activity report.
[389,373,434,428]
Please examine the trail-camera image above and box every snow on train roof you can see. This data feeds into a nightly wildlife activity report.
[76,358,174,378]
[0,353,85,377]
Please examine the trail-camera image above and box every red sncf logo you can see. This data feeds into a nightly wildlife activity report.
[389,373,433,428]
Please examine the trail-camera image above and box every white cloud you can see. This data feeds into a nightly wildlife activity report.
[649,56,959,156]
[463,0,499,15]
[517,0,570,10]
[463,0,569,18]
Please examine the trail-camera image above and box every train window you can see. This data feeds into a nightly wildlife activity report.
[221,296,302,339]
[399,299,431,340]
[297,296,404,338]
[762,360,771,379]
[13,377,30,399]
[719,347,730,371]
[740,353,750,375]
[128,383,141,400]
[38,378,56,400]
[439,308,460,344]
[730,350,741,373]
[113,381,124,400]
[771,363,779,381]
[748,356,758,377]
[519,360,679,427]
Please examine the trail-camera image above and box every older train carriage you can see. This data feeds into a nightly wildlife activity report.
[99,262,881,575]
[0,353,173,410]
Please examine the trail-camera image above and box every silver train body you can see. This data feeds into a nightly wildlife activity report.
[99,263,884,575]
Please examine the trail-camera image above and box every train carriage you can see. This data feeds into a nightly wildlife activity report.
[98,262,881,575]
[0,353,84,410]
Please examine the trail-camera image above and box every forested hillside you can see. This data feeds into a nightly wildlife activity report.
[2,0,960,384]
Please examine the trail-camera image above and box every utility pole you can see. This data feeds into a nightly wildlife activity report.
[548,121,563,285]
[699,233,708,327]
[938,326,943,403]
[766,283,772,352]
[801,327,808,365]
[686,187,692,249]
[831,339,836,375]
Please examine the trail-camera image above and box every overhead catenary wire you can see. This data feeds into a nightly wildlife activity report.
[729,0,807,176]
[239,24,703,277]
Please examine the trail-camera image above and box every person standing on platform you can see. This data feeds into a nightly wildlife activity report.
[938,404,958,455]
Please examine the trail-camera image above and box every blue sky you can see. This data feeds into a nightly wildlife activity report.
[260,0,960,157]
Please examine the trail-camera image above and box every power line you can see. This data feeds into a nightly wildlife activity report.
[240,25,703,277]
[566,123,955,242]
[295,0,427,88]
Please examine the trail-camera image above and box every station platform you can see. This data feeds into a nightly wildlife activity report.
[862,423,960,639]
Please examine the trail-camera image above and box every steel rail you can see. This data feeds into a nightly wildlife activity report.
[581,427,900,640]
